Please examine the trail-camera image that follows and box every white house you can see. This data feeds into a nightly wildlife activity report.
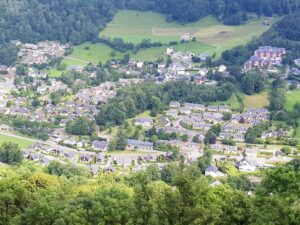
[236,158,258,172]
[245,148,257,158]
[205,165,226,178]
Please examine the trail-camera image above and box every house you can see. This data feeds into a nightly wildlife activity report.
[169,101,180,108]
[77,140,88,148]
[134,118,153,128]
[166,109,178,117]
[28,153,42,161]
[236,158,259,172]
[245,148,257,158]
[96,154,105,163]
[91,140,108,151]
[183,103,205,111]
[218,65,227,73]
[179,107,192,115]
[89,165,100,176]
[180,33,192,41]
[126,139,153,151]
[166,48,174,55]
[114,156,134,166]
[104,165,116,172]
[64,152,75,160]
[40,156,52,166]
[205,165,226,177]
[80,154,93,162]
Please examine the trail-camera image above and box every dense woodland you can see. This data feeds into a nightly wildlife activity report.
[96,81,234,127]
[0,0,299,65]
[1,154,300,225]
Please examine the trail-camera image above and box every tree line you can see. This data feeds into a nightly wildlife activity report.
[1,154,300,224]
[1,0,299,65]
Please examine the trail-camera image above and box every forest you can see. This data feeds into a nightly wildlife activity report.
[1,155,300,225]
[0,0,299,65]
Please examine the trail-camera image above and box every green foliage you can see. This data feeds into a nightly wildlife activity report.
[66,117,95,136]
[47,161,87,178]
[245,122,270,144]
[0,142,23,165]
[241,71,266,95]
[96,82,234,127]
[1,161,300,224]
[197,149,212,173]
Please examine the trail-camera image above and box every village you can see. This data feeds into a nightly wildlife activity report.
[0,40,299,176]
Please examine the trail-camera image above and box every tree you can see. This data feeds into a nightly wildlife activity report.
[241,71,266,95]
[197,149,212,173]
[192,135,201,143]
[66,117,95,136]
[121,53,130,64]
[115,135,127,150]
[204,132,217,144]
[222,112,232,121]
[0,142,23,164]
[269,88,286,111]
[180,134,189,142]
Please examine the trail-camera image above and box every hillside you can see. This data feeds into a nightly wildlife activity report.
[101,10,278,56]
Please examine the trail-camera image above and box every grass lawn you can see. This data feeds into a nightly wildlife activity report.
[101,10,278,56]
[0,134,33,150]
[244,92,269,109]
[61,42,125,66]
[213,92,243,111]
[285,90,300,140]
[47,68,64,78]
[285,89,300,111]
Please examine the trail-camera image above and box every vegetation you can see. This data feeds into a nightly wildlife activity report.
[0,134,33,150]
[1,157,300,224]
[66,117,96,136]
[0,142,23,165]
[96,81,234,127]
[0,0,295,65]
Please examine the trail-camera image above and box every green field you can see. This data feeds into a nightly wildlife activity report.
[55,11,277,74]
[101,10,278,56]
[0,134,33,150]
[285,89,300,111]
[213,93,243,111]
[244,92,269,109]
[62,42,125,66]
[285,90,300,139]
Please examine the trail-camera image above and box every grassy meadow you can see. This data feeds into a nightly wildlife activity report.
[243,92,269,109]
[55,11,277,71]
[101,10,278,56]
[0,134,33,150]
[285,89,300,111]
[284,89,300,140]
